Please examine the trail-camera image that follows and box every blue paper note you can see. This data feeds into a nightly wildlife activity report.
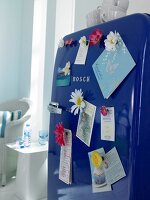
[92,35,136,99]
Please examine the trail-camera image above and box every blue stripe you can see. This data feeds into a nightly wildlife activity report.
[0,127,2,137]
[11,112,14,121]
[18,111,22,119]
[1,112,7,138]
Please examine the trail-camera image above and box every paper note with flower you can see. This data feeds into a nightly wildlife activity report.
[92,31,136,99]
[56,61,71,86]
[59,129,72,184]
[88,148,112,193]
[74,36,89,65]
[76,100,96,146]
[88,147,126,193]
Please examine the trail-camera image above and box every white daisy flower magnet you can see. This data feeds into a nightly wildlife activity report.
[69,89,85,115]
[104,31,120,51]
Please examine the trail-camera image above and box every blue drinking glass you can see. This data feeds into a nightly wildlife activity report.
[38,130,48,145]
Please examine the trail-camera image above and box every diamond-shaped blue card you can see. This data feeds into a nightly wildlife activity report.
[92,34,136,99]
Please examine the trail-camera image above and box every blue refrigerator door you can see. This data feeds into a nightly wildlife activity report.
[48,14,150,200]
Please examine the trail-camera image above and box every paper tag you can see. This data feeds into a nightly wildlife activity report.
[76,100,96,147]
[101,107,115,141]
[59,129,72,184]
[104,147,126,185]
[74,44,89,65]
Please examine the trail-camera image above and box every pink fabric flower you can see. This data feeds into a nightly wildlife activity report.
[100,106,109,116]
[89,29,103,46]
[65,39,73,46]
[54,123,65,146]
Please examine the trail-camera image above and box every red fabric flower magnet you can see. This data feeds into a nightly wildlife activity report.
[100,106,109,116]
[65,39,73,46]
[54,122,65,146]
[89,28,103,46]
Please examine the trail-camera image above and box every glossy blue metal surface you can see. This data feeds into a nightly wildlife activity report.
[48,14,150,200]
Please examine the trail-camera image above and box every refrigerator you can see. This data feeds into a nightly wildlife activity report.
[48,13,150,200]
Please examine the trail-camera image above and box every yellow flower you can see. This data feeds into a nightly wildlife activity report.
[91,151,103,168]
[79,36,87,46]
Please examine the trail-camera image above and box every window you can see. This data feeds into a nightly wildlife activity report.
[30,0,47,141]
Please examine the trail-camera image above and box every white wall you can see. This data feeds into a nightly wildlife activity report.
[18,0,34,98]
[74,0,150,31]
[74,0,103,31]
[55,0,75,51]
[0,0,34,103]
[0,0,22,103]
[128,0,150,15]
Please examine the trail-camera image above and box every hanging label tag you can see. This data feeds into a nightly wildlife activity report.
[59,129,72,184]
[101,107,115,141]
[74,44,89,65]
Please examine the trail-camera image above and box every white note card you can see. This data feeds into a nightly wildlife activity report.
[74,44,89,65]
[76,100,96,147]
[101,107,115,141]
[104,147,126,185]
[59,129,72,184]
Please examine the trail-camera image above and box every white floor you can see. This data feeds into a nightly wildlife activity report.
[0,178,47,200]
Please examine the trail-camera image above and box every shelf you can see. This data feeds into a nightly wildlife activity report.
[6,141,48,154]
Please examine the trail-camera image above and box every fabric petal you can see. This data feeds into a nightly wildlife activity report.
[69,98,76,103]
[71,104,77,113]
[74,107,79,115]
[76,89,81,97]
[71,91,76,98]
